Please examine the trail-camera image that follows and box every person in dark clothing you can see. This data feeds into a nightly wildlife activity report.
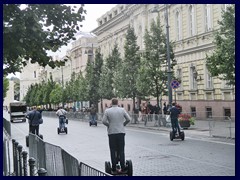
[26,107,42,136]
[163,102,167,115]
[147,102,154,121]
[169,103,181,135]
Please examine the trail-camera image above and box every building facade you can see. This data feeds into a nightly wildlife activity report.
[92,4,235,119]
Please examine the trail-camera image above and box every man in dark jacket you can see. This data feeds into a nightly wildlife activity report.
[26,107,42,136]
[169,103,181,135]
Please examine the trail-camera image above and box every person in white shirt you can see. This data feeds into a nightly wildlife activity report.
[102,98,131,173]
[56,107,67,131]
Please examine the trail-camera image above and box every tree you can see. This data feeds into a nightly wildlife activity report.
[206,5,235,86]
[99,44,120,101]
[137,17,176,107]
[3,76,9,101]
[114,26,140,111]
[3,4,86,75]
[49,84,63,106]
[84,49,104,108]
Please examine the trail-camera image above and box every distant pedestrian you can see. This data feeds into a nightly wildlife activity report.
[102,98,131,174]
[163,102,167,115]
[133,102,139,123]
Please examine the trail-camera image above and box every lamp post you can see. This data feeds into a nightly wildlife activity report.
[165,4,172,106]
[151,4,172,106]
[61,66,64,107]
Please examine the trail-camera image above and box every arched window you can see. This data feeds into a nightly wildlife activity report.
[189,5,195,36]
[176,10,181,40]
[204,4,211,32]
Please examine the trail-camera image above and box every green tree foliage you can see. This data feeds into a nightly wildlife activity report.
[3,4,86,75]
[99,44,121,100]
[76,72,88,102]
[206,5,235,86]
[3,76,9,101]
[49,84,63,106]
[137,17,175,106]
[114,26,140,110]
[85,49,104,107]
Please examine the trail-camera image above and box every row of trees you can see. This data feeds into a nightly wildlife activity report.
[24,17,176,112]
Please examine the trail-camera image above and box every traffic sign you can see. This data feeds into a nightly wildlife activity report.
[171,80,180,89]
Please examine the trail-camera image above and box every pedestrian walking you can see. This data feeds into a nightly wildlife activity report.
[133,102,139,124]
[102,98,131,174]
[26,106,43,136]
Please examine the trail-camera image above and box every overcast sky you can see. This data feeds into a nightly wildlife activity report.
[9,4,117,78]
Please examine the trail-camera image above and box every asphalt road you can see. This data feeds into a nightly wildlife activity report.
[4,112,235,176]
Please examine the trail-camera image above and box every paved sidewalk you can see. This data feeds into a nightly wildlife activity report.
[126,118,235,142]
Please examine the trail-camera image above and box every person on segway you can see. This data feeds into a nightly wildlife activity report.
[89,104,97,125]
[56,107,67,132]
[169,102,181,136]
[102,98,131,174]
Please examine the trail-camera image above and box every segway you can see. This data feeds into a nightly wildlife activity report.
[170,127,185,141]
[89,120,97,126]
[105,152,133,176]
[57,118,68,134]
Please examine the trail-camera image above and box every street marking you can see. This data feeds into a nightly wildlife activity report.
[127,128,235,146]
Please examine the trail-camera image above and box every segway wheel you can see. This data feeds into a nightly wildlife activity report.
[66,119,68,124]
[57,128,60,134]
[26,135,29,147]
[65,127,68,134]
[126,160,133,176]
[170,131,174,141]
[105,161,111,174]
[39,134,43,140]
[96,122,97,126]
[181,131,185,141]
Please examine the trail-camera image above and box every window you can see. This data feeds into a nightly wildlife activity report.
[206,72,213,89]
[189,5,195,36]
[190,66,197,89]
[191,107,196,117]
[176,10,181,40]
[224,108,231,118]
[204,4,211,31]
[127,104,130,111]
[34,71,36,78]
[206,107,212,118]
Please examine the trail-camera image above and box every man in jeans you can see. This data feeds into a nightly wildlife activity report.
[56,107,67,131]
[169,103,181,135]
[102,98,131,174]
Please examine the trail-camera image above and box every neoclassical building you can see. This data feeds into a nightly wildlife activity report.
[92,4,235,118]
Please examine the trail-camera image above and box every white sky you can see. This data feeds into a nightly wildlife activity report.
[8,4,117,78]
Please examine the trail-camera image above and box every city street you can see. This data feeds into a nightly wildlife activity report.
[4,111,235,176]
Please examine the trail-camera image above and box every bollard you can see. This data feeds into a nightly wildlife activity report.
[14,141,19,176]
[28,157,36,176]
[17,145,23,176]
[22,151,28,176]
[38,168,47,176]
[12,139,16,175]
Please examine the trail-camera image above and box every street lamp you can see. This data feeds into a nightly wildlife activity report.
[151,4,172,106]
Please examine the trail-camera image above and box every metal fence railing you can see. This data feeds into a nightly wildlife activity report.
[28,133,111,176]
[79,162,111,176]
[3,118,11,137]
